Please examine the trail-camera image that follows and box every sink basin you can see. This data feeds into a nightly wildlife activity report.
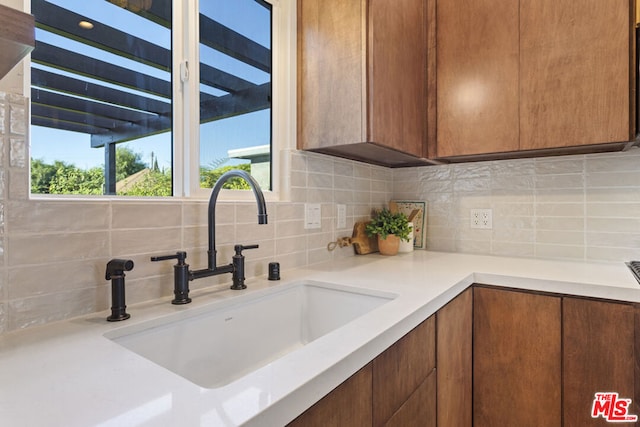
[105,281,396,388]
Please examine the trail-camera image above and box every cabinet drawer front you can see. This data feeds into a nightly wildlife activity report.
[373,315,435,425]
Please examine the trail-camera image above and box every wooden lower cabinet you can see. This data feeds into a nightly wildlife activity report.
[287,315,435,426]
[384,368,436,427]
[287,363,373,427]
[473,286,562,427]
[436,288,472,426]
[563,297,635,427]
[373,316,435,425]
[289,286,638,426]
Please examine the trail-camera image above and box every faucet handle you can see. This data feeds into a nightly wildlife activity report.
[150,251,187,264]
[234,244,258,255]
[150,251,191,305]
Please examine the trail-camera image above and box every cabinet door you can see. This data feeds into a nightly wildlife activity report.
[297,0,364,150]
[563,298,635,427]
[520,0,632,150]
[436,0,519,157]
[436,288,472,427]
[286,363,372,427]
[473,287,562,427]
[368,0,427,158]
[385,368,436,427]
[373,315,435,426]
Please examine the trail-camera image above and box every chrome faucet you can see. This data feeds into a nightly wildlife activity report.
[151,170,268,302]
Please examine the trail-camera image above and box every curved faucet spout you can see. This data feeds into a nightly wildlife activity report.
[207,170,268,270]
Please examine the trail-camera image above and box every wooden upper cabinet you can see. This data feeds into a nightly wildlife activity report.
[436,0,520,157]
[520,0,632,150]
[436,0,634,159]
[297,0,431,167]
[0,4,35,80]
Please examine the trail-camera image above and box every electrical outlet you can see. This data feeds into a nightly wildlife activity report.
[336,204,346,229]
[470,208,493,229]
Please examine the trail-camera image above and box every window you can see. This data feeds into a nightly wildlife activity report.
[198,0,272,192]
[29,0,277,197]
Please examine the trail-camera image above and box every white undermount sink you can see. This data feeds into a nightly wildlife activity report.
[105,280,396,388]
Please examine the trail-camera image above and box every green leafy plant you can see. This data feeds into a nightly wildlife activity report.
[365,209,411,242]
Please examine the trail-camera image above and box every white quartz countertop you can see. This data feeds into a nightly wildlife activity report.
[1,251,639,426]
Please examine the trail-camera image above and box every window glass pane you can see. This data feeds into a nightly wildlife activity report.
[199,0,272,191]
[30,0,173,196]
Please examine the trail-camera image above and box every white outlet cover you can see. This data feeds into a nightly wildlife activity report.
[470,208,493,229]
[305,203,322,229]
[337,204,346,229]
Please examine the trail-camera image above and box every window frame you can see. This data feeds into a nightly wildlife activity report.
[26,0,296,201]
[176,0,295,201]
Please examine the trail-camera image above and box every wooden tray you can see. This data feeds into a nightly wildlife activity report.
[351,221,378,255]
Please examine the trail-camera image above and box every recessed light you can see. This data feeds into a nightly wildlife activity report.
[78,20,94,30]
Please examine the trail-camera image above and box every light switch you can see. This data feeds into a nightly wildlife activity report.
[304,203,322,229]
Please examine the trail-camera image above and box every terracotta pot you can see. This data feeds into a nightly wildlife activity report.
[377,234,400,256]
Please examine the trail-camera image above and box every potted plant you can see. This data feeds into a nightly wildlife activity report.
[365,209,411,256]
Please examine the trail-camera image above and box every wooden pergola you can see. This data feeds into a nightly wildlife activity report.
[30,0,271,193]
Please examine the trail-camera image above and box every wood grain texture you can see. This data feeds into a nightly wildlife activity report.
[298,0,429,165]
[0,4,34,79]
[473,287,562,427]
[287,363,373,427]
[297,0,365,150]
[436,0,519,157]
[425,0,437,159]
[563,298,635,427]
[373,315,435,426]
[520,0,632,149]
[368,0,427,158]
[385,368,436,427]
[437,288,472,427]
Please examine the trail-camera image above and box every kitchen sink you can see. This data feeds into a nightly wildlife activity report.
[105,280,396,388]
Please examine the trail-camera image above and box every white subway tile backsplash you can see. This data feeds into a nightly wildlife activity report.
[9,104,26,135]
[8,201,110,233]
[586,231,640,248]
[536,188,584,203]
[587,203,640,218]
[8,232,110,266]
[535,174,584,189]
[535,157,584,174]
[586,171,640,188]
[112,202,182,229]
[536,203,585,217]
[492,241,535,258]
[586,188,640,203]
[586,154,640,172]
[535,244,584,261]
[536,230,584,246]
[393,149,640,264]
[535,217,584,231]
[587,246,640,262]
[9,137,25,168]
[0,104,5,134]
[111,228,181,256]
